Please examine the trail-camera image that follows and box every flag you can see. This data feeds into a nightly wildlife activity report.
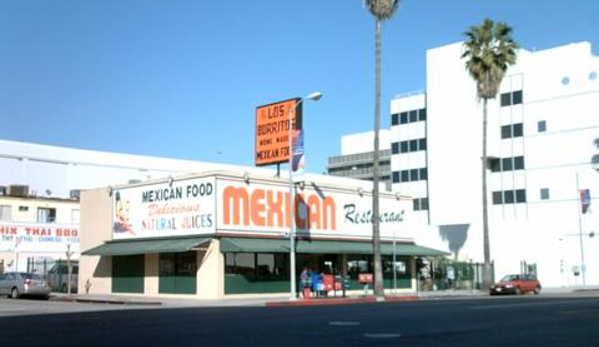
[580,189,591,214]
[292,129,305,172]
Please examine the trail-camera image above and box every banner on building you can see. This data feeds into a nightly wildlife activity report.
[217,178,413,240]
[112,177,217,239]
[292,129,305,172]
[580,189,591,214]
[0,223,80,253]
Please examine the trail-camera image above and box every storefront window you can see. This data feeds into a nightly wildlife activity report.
[225,253,289,281]
[159,252,197,294]
[159,252,197,277]
[347,255,372,280]
[383,255,410,277]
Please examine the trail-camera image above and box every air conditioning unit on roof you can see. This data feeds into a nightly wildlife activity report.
[8,185,29,197]
[69,190,81,200]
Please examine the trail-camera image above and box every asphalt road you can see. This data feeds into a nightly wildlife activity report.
[1,296,598,346]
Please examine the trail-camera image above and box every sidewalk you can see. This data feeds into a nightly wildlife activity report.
[50,286,599,308]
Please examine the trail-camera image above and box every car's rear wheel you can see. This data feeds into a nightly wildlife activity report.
[10,287,20,299]
[514,287,521,295]
[534,286,541,295]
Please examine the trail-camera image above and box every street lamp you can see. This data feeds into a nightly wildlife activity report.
[289,91,322,300]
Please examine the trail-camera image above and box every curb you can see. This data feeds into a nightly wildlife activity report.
[51,296,162,306]
[265,295,419,307]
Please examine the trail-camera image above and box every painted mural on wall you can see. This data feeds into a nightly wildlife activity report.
[0,223,80,253]
[112,177,217,239]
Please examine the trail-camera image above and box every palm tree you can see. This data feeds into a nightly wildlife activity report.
[365,0,400,299]
[462,19,518,290]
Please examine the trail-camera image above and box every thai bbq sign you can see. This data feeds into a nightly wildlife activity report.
[0,223,80,253]
[112,177,216,239]
[216,178,413,240]
[255,98,302,166]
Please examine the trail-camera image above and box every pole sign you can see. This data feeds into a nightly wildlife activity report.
[255,98,302,166]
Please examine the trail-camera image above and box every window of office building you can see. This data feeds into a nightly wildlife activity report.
[400,112,408,124]
[538,120,547,133]
[515,189,527,203]
[409,139,418,152]
[540,188,550,200]
[395,108,426,126]
[410,169,419,181]
[413,198,429,211]
[400,141,409,153]
[394,168,428,183]
[401,170,409,182]
[512,90,523,105]
[492,192,503,205]
[409,110,418,123]
[492,189,527,205]
[397,138,427,154]
[392,142,399,154]
[500,90,524,106]
[0,205,11,221]
[37,207,56,223]
[491,156,525,172]
[514,156,525,170]
[501,123,523,139]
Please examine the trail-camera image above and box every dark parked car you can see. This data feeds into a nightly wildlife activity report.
[490,274,541,295]
[0,272,51,299]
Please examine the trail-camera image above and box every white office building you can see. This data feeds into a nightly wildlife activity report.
[390,41,599,288]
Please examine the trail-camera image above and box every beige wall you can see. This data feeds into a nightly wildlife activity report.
[78,188,113,294]
[197,239,224,299]
[144,254,159,295]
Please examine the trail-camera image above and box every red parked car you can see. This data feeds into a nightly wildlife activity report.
[489,274,541,295]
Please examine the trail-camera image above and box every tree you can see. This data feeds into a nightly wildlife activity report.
[365,0,400,299]
[462,19,518,290]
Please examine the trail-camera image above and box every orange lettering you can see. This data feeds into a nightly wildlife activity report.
[307,194,321,229]
[223,186,250,226]
[266,190,285,228]
[251,189,266,227]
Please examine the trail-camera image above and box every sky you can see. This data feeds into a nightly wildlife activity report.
[1,0,598,174]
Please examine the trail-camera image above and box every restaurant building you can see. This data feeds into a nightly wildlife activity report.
[80,170,447,299]
[0,188,80,273]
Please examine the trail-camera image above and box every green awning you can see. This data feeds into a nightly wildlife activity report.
[83,237,211,256]
[219,237,448,257]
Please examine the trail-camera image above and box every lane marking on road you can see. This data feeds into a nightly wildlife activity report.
[472,300,581,310]
[329,321,360,326]
[364,333,402,339]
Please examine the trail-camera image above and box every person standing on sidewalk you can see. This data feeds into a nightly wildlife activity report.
[300,267,311,299]
[311,269,322,298]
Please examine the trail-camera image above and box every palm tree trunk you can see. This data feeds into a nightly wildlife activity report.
[372,18,384,299]
[482,98,493,290]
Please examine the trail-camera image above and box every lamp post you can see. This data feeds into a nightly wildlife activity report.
[289,91,322,300]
